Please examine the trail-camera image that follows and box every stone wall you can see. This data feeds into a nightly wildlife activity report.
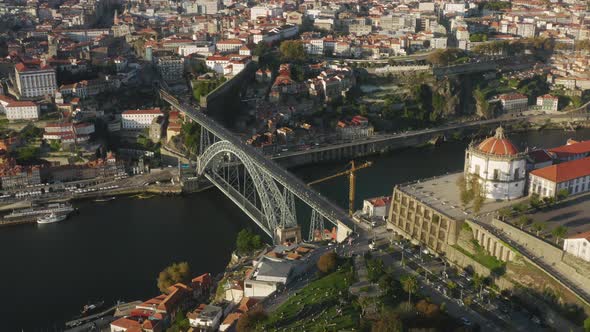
[491,218,563,264]
[369,64,432,75]
[201,61,257,109]
[445,245,514,290]
[466,220,515,262]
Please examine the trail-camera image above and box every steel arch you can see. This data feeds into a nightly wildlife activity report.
[198,140,296,238]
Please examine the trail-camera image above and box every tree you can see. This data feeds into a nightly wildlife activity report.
[551,225,567,244]
[236,229,263,255]
[157,262,191,293]
[515,215,532,229]
[474,88,492,119]
[236,306,267,332]
[379,274,402,297]
[167,311,190,332]
[584,317,590,332]
[317,251,338,273]
[529,193,542,209]
[367,258,385,282]
[400,275,418,305]
[532,221,546,236]
[372,309,403,332]
[415,299,440,317]
[279,40,306,63]
[556,188,569,201]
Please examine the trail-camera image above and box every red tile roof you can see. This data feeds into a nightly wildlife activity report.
[548,140,590,158]
[530,156,590,183]
[568,230,590,241]
[123,109,162,115]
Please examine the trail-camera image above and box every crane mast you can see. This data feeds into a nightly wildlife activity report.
[307,160,373,217]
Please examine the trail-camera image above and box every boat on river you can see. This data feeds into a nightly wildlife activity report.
[94,197,116,202]
[5,203,75,219]
[37,213,67,224]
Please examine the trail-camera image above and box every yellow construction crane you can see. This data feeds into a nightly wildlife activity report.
[307,160,373,217]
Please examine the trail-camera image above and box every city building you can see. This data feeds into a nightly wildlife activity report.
[4,101,40,121]
[187,304,223,330]
[336,116,374,140]
[156,56,184,83]
[499,93,528,112]
[547,139,590,162]
[122,109,164,130]
[362,196,392,219]
[14,62,57,99]
[536,94,559,112]
[563,231,590,262]
[149,116,165,143]
[529,156,590,198]
[464,127,526,200]
[244,256,292,298]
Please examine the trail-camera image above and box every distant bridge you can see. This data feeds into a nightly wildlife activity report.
[159,89,355,243]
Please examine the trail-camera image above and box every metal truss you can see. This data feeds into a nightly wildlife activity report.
[309,209,325,242]
[198,139,295,239]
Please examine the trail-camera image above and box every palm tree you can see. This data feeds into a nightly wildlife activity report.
[552,226,568,244]
[401,275,418,305]
[532,221,546,237]
[516,215,532,229]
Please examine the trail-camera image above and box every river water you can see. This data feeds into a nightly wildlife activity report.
[3,128,590,330]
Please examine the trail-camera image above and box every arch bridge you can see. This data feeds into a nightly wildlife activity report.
[159,89,355,243]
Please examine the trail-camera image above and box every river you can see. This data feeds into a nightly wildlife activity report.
[3,128,590,331]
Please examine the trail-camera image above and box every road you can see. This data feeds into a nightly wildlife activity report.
[262,220,512,332]
[273,110,590,160]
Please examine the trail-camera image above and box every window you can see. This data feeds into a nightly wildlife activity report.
[474,165,480,175]
[493,169,499,180]
[514,168,520,180]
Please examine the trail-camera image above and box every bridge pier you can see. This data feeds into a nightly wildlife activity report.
[275,226,302,244]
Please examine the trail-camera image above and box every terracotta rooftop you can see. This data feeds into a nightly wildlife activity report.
[530,156,590,183]
[548,140,590,158]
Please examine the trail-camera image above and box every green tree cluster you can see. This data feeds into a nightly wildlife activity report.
[469,34,488,42]
[482,1,511,10]
[180,121,200,154]
[367,258,385,282]
[16,146,40,163]
[279,40,306,63]
[474,88,492,119]
[157,262,191,293]
[317,251,338,273]
[192,77,227,100]
[236,229,263,255]
[426,49,464,66]
[236,306,267,332]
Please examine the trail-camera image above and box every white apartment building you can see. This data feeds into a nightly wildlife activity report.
[499,93,528,112]
[517,22,536,38]
[178,43,215,57]
[121,109,164,130]
[529,156,590,198]
[250,5,282,21]
[5,101,40,121]
[431,37,448,49]
[187,305,223,331]
[536,94,559,111]
[14,63,57,99]
[564,232,590,262]
[216,39,244,53]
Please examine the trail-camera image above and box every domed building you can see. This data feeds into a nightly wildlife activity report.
[464,127,526,200]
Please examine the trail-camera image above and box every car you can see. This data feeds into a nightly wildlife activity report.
[460,317,472,326]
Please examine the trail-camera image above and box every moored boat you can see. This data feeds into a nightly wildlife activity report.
[37,213,67,224]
